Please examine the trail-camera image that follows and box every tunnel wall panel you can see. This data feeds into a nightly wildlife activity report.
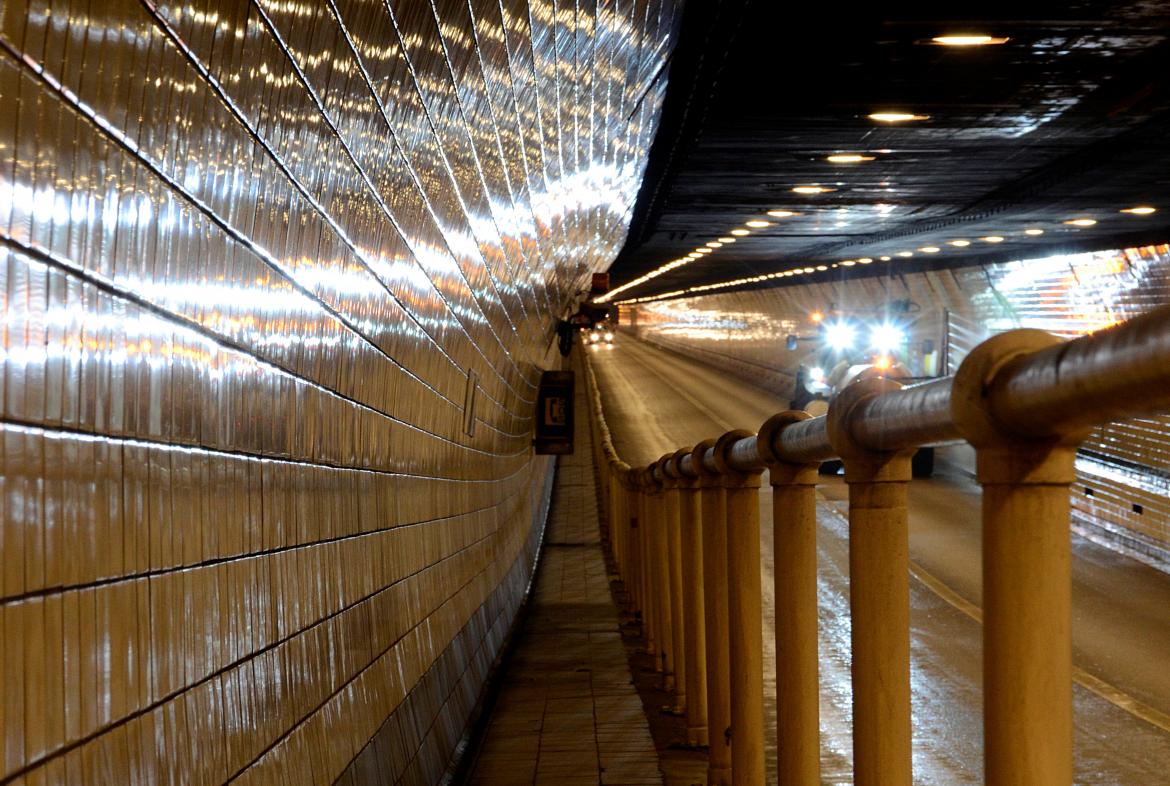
[0,0,679,782]
[628,244,1170,567]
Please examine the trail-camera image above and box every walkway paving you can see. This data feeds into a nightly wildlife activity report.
[464,377,663,785]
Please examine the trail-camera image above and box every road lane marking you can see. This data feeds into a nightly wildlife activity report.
[822,498,1170,736]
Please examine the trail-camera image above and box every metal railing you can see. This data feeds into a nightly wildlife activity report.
[582,305,1170,786]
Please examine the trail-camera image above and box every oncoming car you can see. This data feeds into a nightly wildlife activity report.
[586,323,615,345]
[789,313,936,477]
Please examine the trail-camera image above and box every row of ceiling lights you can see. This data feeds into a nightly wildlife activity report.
[606,201,1158,303]
[613,209,1159,305]
[605,32,1159,305]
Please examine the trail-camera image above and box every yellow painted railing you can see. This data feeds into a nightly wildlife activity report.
[582,305,1170,786]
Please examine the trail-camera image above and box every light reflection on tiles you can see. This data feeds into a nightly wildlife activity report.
[0,0,680,782]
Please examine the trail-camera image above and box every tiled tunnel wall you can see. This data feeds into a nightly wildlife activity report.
[627,244,1170,567]
[0,0,679,783]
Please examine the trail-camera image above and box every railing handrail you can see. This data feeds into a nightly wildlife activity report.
[589,304,1170,480]
[580,303,1170,786]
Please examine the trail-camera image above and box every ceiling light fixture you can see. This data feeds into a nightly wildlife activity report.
[792,185,836,194]
[949,239,971,247]
[731,229,751,236]
[931,35,1010,46]
[982,235,1005,243]
[880,256,892,261]
[706,241,723,248]
[868,112,930,123]
[1024,228,1045,236]
[920,246,940,253]
[897,251,913,258]
[718,236,736,243]
[745,220,772,228]
[1064,218,1097,227]
[1121,206,1156,215]
[695,248,713,254]
[767,210,799,218]
[841,259,857,266]
[858,257,873,264]
[826,154,876,164]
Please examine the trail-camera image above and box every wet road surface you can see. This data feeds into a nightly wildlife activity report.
[586,337,1170,784]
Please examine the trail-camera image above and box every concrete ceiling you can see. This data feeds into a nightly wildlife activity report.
[605,0,1170,303]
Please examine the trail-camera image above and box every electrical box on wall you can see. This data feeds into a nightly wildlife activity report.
[534,370,575,454]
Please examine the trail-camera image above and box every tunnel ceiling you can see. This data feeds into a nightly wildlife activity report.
[604,0,1170,303]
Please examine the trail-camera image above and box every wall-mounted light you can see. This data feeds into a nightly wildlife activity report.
[868,112,929,123]
[930,35,1009,46]
[826,154,875,163]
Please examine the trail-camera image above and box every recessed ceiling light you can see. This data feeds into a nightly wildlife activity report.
[868,112,930,123]
[706,241,723,248]
[792,185,835,194]
[920,246,940,253]
[803,267,815,273]
[731,229,751,236]
[826,154,876,164]
[949,239,971,247]
[767,210,799,218]
[1121,206,1156,215]
[858,257,873,264]
[880,256,892,261]
[982,235,1005,243]
[841,259,857,266]
[1064,218,1097,227]
[696,247,713,254]
[931,35,1010,46]
[1024,228,1045,236]
[816,265,828,271]
[897,251,913,258]
[745,220,772,228]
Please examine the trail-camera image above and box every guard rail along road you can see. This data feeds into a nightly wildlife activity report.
[580,305,1170,786]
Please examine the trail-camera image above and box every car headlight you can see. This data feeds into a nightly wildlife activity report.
[824,321,855,351]
[604,331,614,342]
[870,323,905,353]
[589,332,600,342]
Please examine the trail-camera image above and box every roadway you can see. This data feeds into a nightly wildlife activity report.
[586,336,1170,784]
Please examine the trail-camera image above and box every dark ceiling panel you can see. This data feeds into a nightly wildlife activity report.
[606,0,1170,304]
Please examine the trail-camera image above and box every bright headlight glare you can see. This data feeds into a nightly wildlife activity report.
[870,323,904,352]
[809,366,825,382]
[824,321,855,351]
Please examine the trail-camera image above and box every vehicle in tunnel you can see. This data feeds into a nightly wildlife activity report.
[789,310,936,476]
[587,322,616,345]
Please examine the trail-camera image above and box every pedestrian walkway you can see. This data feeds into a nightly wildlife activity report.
[463,375,663,785]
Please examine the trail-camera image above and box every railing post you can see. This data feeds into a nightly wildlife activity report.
[826,378,914,786]
[675,447,708,747]
[758,412,822,786]
[694,439,733,786]
[661,454,687,711]
[713,430,766,786]
[952,330,1079,786]
[638,471,659,662]
[648,467,674,680]
[622,468,642,615]
[611,460,630,596]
